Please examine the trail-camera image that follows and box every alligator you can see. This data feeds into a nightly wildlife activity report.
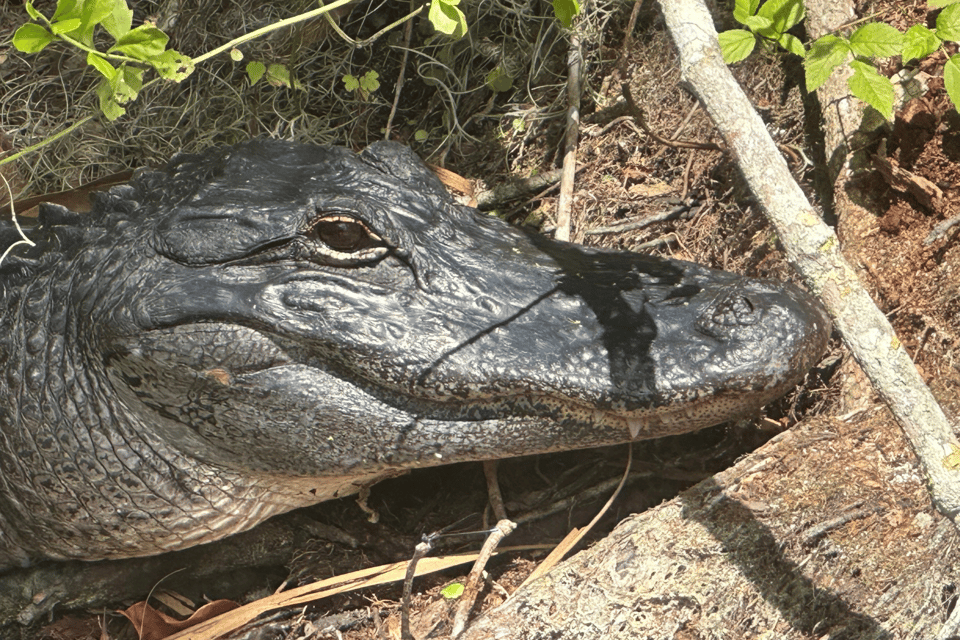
[0,140,830,569]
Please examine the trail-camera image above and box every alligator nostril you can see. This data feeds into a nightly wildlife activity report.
[696,291,761,337]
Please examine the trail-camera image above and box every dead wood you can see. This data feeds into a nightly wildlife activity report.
[461,412,960,639]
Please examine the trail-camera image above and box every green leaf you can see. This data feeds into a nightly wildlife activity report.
[848,59,894,120]
[938,4,960,42]
[112,25,169,61]
[719,29,756,64]
[849,22,904,58]
[756,0,804,34]
[414,129,429,142]
[75,0,116,46]
[112,64,143,103]
[96,79,125,120]
[553,0,580,28]
[13,23,54,53]
[777,32,804,57]
[732,0,761,25]
[53,0,80,22]
[944,54,960,115]
[247,61,266,85]
[267,63,291,87]
[86,51,117,80]
[743,15,773,33]
[342,74,359,91]
[485,65,514,92]
[902,25,939,62]
[440,583,465,599]
[804,35,851,92]
[26,2,42,20]
[101,0,133,40]
[930,0,960,7]
[429,0,467,39]
[51,18,82,34]
[153,49,194,81]
[360,70,380,93]
[230,48,243,62]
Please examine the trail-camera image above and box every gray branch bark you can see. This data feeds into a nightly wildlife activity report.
[656,0,960,522]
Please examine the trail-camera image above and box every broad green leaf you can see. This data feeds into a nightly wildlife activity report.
[848,59,894,120]
[51,18,82,35]
[902,25,939,62]
[804,35,850,92]
[76,0,116,46]
[486,65,514,92]
[343,74,359,91]
[86,51,116,80]
[732,0,761,25]
[13,23,54,53]
[96,79,125,120]
[756,0,804,34]
[25,2,42,20]
[944,54,960,114]
[849,22,904,58]
[112,25,169,60]
[267,63,291,87]
[53,0,80,21]
[441,583,465,599]
[414,129,429,142]
[930,0,960,7]
[360,70,380,93]
[938,4,960,42]
[778,32,804,57]
[153,49,194,81]
[553,0,580,28]
[247,61,266,85]
[743,15,773,33]
[101,0,133,40]
[429,0,466,39]
[719,29,756,64]
[113,64,143,103]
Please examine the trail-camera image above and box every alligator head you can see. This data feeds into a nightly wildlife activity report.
[0,140,829,566]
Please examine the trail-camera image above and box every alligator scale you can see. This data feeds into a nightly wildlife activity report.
[0,140,829,568]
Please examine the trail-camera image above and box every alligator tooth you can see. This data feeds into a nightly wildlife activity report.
[626,419,643,439]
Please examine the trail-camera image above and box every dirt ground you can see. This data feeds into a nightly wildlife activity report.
[3,0,960,638]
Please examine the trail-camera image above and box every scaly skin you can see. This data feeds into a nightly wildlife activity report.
[0,140,830,568]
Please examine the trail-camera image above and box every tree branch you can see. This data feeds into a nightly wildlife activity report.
[656,0,960,522]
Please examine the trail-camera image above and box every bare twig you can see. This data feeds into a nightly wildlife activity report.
[555,29,583,242]
[384,1,416,140]
[401,538,434,640]
[584,202,693,235]
[658,0,960,523]
[450,520,516,638]
[483,460,509,522]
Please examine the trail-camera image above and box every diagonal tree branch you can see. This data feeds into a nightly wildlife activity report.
[656,0,960,523]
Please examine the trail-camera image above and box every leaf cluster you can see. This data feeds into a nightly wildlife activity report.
[720,0,960,119]
[14,0,194,120]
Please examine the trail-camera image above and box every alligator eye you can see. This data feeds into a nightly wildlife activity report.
[305,214,389,264]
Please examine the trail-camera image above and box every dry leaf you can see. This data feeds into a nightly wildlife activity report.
[120,599,239,640]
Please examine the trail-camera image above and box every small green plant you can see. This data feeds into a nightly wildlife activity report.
[719,0,960,120]
[246,61,300,89]
[14,0,194,121]
[440,583,465,599]
[342,70,380,100]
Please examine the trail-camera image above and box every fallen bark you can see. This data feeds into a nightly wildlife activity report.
[462,412,960,639]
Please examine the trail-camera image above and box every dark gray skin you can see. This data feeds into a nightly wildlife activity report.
[0,140,830,569]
